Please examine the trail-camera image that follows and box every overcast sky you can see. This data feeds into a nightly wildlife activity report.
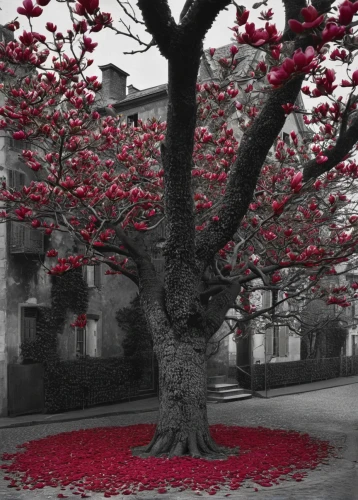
[1,0,286,90]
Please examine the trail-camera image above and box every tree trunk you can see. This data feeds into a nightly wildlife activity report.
[137,330,228,458]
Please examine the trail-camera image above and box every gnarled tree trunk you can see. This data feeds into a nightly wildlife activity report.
[136,326,227,457]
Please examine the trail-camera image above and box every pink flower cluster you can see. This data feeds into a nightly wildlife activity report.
[268,46,316,87]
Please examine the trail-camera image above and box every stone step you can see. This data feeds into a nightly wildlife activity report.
[207,383,240,392]
[207,388,249,397]
[207,393,252,403]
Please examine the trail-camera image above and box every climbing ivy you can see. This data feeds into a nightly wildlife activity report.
[116,295,153,381]
[20,268,89,364]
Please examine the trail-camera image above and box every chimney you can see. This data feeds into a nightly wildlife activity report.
[99,63,129,106]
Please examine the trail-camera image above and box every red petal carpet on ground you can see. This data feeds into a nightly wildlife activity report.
[1,424,332,496]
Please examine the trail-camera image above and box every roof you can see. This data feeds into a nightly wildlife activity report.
[201,44,259,81]
[119,83,167,103]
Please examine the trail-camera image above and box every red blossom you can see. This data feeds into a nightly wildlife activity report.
[236,8,249,26]
[17,0,43,18]
[338,0,358,25]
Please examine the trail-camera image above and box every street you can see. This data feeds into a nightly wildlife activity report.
[1,384,357,500]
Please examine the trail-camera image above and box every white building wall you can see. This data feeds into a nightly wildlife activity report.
[0,130,7,415]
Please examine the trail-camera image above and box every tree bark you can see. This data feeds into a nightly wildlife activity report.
[135,329,229,457]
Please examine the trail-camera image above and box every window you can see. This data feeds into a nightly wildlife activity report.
[352,335,358,356]
[282,132,290,145]
[76,327,86,357]
[84,264,101,288]
[8,137,30,152]
[8,170,25,190]
[20,306,38,342]
[127,113,138,127]
[75,317,98,357]
[8,169,44,254]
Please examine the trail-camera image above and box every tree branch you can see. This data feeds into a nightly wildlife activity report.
[136,0,177,58]
[203,281,242,338]
[180,0,231,44]
[303,112,358,181]
[195,75,305,269]
[103,258,139,286]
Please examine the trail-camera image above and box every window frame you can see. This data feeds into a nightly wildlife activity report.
[19,304,39,343]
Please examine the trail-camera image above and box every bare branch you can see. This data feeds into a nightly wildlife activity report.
[136,0,177,58]
[103,258,139,286]
[179,0,195,22]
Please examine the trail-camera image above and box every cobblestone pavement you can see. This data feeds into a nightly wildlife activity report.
[1,385,357,500]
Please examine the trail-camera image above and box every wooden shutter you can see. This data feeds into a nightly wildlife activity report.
[10,223,44,254]
[94,264,101,288]
[21,307,38,342]
[279,325,289,357]
[266,328,273,356]
[262,291,272,309]
[8,170,25,190]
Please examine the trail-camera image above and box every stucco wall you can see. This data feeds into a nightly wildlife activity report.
[121,98,168,123]
[252,333,301,364]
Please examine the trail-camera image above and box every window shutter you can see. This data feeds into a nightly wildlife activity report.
[94,264,101,288]
[8,170,25,190]
[266,328,273,356]
[279,325,289,357]
[262,291,272,309]
[21,307,38,342]
[10,222,44,254]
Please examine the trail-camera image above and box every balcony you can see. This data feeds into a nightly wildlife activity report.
[10,222,44,254]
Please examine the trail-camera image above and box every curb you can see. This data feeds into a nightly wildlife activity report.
[255,377,358,399]
[0,407,159,430]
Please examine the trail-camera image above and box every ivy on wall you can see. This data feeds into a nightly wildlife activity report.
[20,268,89,364]
[20,269,145,413]
[116,295,153,382]
[45,357,140,413]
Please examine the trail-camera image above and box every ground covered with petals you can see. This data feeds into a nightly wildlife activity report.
[1,424,333,497]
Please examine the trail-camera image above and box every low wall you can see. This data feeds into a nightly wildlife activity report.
[236,355,358,391]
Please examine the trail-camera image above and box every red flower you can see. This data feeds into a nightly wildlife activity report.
[288,6,324,33]
[81,36,98,53]
[46,249,58,257]
[236,8,249,26]
[17,0,43,18]
[338,0,358,25]
[37,0,51,5]
[46,22,57,32]
[76,0,99,16]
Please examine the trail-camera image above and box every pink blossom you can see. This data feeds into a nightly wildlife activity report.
[17,0,43,18]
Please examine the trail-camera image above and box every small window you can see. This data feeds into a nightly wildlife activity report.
[20,306,38,342]
[85,264,101,288]
[282,132,290,145]
[8,170,26,190]
[127,113,138,127]
[76,327,86,357]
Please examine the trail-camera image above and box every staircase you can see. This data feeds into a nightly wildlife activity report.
[207,376,252,403]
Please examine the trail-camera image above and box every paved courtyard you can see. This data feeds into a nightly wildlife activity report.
[0,384,357,500]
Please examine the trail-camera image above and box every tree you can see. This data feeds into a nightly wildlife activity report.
[1,0,358,457]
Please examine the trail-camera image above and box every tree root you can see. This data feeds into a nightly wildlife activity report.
[132,429,239,459]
